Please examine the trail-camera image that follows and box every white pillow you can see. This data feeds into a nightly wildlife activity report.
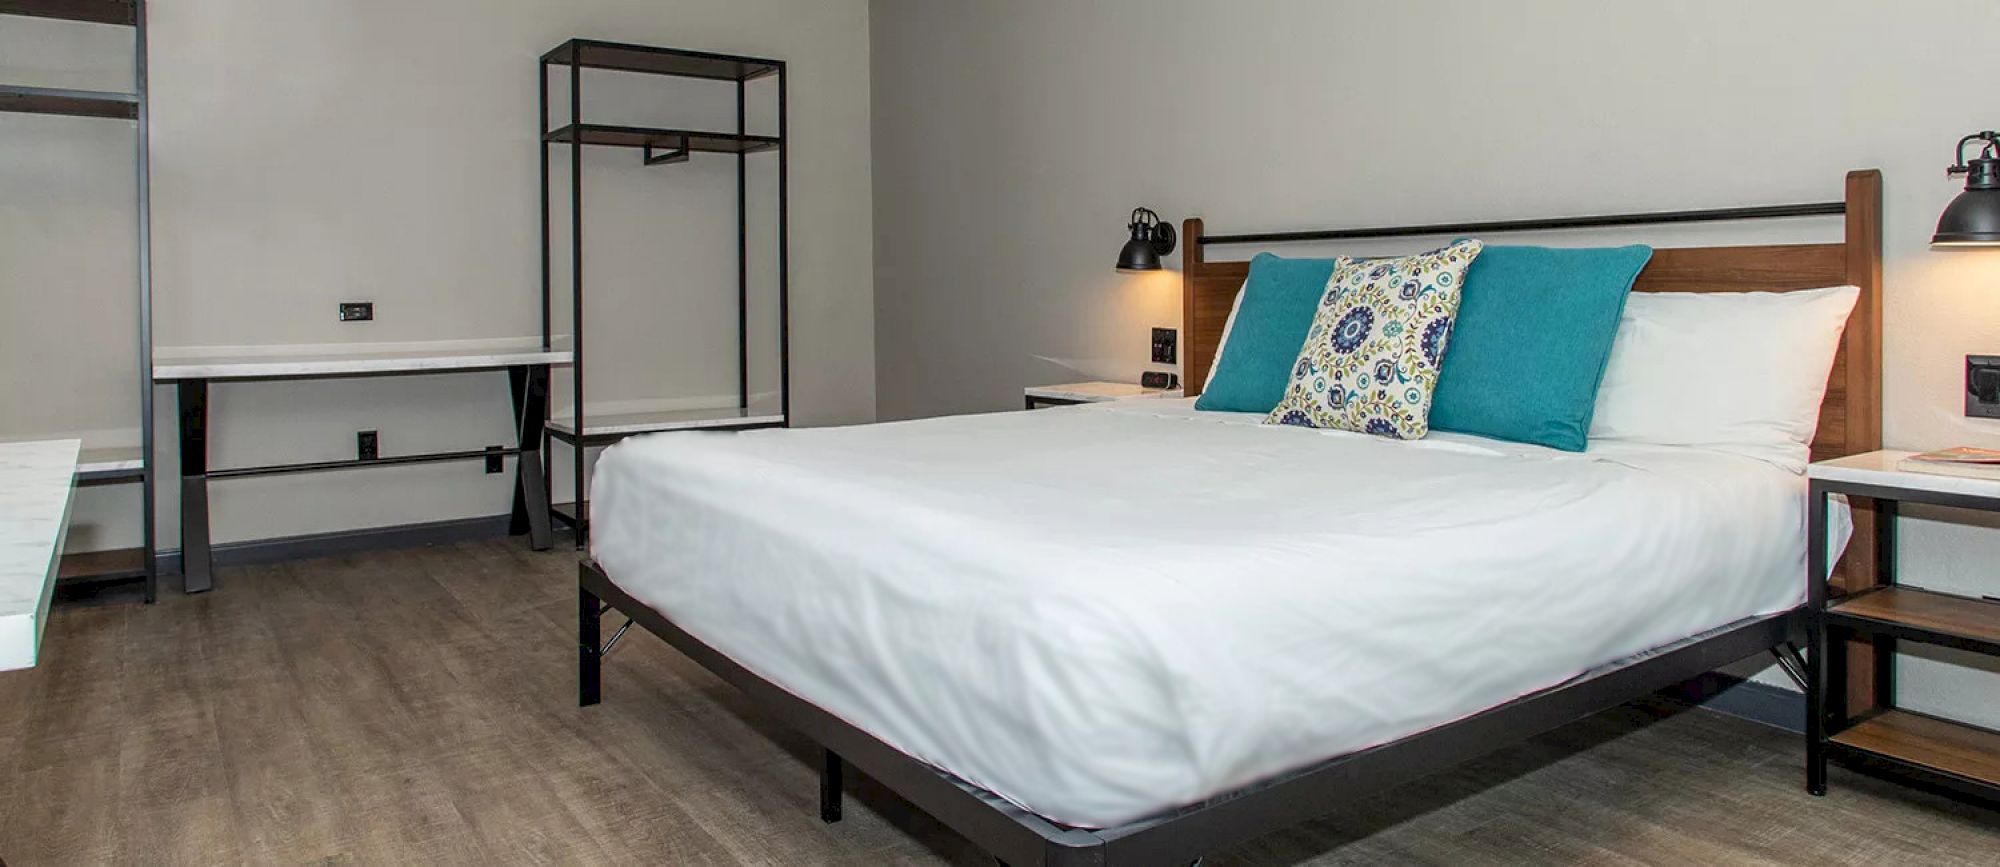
[1588,285,1860,472]
[1203,278,1248,390]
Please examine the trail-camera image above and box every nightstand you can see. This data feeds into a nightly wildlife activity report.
[1023,381,1181,410]
[1805,450,2000,802]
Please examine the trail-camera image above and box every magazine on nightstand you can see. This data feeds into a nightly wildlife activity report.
[1898,446,2000,480]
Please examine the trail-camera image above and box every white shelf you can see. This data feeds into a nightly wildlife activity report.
[549,405,785,438]
[1024,381,1181,403]
[0,439,79,671]
[76,445,142,479]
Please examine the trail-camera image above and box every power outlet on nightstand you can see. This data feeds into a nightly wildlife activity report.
[1151,327,1177,365]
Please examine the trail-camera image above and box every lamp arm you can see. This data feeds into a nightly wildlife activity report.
[1950,131,2000,175]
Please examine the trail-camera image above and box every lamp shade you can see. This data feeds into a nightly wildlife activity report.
[1935,132,2000,248]
[1117,235,1164,271]
[1935,186,2000,247]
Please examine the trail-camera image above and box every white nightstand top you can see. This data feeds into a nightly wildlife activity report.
[1024,381,1181,403]
[1809,449,2000,498]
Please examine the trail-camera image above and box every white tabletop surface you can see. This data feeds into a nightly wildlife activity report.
[1809,449,2000,498]
[1024,381,1182,402]
[0,439,79,672]
[153,348,573,380]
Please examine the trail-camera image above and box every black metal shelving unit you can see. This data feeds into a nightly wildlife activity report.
[538,39,790,548]
[1,0,157,601]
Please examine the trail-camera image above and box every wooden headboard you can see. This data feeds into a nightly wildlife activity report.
[1181,169,1883,587]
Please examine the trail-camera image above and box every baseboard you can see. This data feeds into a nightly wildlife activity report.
[155,514,521,575]
[1663,672,1804,733]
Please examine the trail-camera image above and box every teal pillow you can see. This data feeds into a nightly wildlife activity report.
[1194,253,1336,413]
[1428,244,1652,451]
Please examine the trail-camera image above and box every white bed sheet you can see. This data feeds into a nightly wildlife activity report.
[590,398,1828,829]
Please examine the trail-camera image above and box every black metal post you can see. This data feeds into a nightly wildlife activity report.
[177,378,212,593]
[135,0,156,604]
[570,51,587,550]
[1867,500,1900,714]
[820,749,843,823]
[1805,479,1828,795]
[509,364,554,551]
[777,64,789,426]
[538,59,550,351]
[736,76,748,410]
[579,580,602,706]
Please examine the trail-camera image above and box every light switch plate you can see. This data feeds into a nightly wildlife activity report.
[1968,355,2000,418]
[1151,327,1178,365]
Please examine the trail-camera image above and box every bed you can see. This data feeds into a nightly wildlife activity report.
[577,169,1884,865]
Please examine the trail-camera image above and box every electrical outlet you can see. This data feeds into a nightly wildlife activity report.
[1969,355,2000,418]
[357,430,379,461]
[485,445,504,474]
[1151,327,1178,365]
[338,301,374,322]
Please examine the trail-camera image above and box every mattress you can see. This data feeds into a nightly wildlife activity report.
[590,398,1831,829]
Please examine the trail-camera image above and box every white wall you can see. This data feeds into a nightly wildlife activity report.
[871,0,2000,722]
[1,0,874,552]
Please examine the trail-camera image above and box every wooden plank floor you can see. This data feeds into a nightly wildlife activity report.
[2,539,1996,865]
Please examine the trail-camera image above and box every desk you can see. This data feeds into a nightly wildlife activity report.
[154,349,571,593]
[0,439,79,671]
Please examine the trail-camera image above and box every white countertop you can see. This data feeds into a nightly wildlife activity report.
[153,348,573,380]
[1024,381,1182,402]
[0,439,79,672]
[1809,449,2000,498]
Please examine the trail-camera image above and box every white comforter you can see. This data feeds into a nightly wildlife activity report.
[590,399,1815,829]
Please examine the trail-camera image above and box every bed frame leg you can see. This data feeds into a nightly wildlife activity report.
[820,749,843,823]
[579,584,602,707]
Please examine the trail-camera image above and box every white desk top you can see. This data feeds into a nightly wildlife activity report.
[1809,449,2000,498]
[1024,381,1182,402]
[153,348,573,381]
[0,439,79,672]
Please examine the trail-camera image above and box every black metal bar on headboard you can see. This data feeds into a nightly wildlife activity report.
[1197,201,1846,246]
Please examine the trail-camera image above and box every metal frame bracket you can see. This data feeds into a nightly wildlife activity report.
[1771,642,1809,691]
[643,134,690,166]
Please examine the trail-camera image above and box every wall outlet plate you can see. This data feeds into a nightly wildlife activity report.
[339,301,374,322]
[357,430,379,461]
[485,445,504,474]
[1968,355,2000,419]
[1151,327,1178,365]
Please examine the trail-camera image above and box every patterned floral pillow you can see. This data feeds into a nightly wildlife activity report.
[1265,240,1483,439]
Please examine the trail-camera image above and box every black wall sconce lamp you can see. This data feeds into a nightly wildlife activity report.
[1117,207,1177,272]
[1935,131,2000,248]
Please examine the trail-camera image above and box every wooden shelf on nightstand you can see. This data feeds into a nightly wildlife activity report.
[1827,586,2000,655]
[1828,710,2000,794]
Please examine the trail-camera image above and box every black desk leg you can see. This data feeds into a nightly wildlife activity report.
[178,378,214,593]
[509,364,554,551]
[1805,480,1828,795]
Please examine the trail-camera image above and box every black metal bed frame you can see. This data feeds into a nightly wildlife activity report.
[581,559,1800,865]
[575,197,1858,863]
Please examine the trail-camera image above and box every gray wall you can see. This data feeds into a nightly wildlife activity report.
[870,0,2000,723]
[0,0,875,551]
